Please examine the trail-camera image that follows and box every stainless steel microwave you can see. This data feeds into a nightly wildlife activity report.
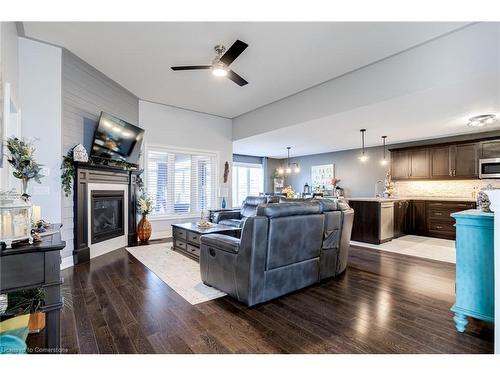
[479,158,500,178]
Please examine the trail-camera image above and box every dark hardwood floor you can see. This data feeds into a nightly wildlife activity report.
[29,244,493,354]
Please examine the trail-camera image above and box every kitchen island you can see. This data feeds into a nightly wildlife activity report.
[347,197,476,244]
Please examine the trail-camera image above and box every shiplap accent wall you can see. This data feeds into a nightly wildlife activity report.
[61,49,138,260]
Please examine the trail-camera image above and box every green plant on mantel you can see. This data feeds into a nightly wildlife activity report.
[61,148,75,197]
[60,146,143,197]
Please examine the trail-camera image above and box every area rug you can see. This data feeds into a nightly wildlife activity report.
[125,243,226,305]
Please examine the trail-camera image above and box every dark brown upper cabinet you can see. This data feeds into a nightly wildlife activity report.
[391,138,488,180]
[451,143,478,178]
[391,150,410,180]
[430,146,452,178]
[481,139,500,159]
[409,148,430,179]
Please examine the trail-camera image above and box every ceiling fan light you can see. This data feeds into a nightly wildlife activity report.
[212,67,228,77]
[212,62,228,77]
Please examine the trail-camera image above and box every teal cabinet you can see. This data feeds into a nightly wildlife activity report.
[451,210,494,332]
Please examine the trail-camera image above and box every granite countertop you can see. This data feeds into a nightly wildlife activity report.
[347,196,477,202]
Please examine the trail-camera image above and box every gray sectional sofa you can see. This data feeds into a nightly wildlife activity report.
[213,195,280,228]
[199,199,354,306]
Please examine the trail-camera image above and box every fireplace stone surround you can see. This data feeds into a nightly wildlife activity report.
[73,162,141,265]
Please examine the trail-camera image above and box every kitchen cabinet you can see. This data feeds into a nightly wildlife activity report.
[391,150,409,180]
[430,146,452,178]
[349,200,393,245]
[394,200,410,238]
[452,143,478,178]
[409,148,430,179]
[411,200,427,236]
[350,199,477,244]
[426,201,476,240]
[392,140,484,180]
[480,139,500,159]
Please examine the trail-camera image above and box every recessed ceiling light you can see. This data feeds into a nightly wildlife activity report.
[467,114,496,128]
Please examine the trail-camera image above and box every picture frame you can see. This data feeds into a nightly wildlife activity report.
[311,164,334,190]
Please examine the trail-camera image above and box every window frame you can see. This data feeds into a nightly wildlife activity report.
[232,161,264,208]
[143,143,220,220]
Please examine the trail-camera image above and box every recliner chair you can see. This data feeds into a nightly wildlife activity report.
[213,196,268,228]
[200,200,354,306]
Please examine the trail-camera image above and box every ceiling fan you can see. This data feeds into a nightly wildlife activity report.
[171,40,249,86]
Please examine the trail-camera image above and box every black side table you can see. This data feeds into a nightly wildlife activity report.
[1,225,65,352]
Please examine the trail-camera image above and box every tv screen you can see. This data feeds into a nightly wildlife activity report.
[90,112,144,164]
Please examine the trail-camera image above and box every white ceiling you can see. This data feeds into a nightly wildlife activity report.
[233,75,500,159]
[23,22,468,118]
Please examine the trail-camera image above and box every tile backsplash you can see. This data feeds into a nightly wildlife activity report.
[394,179,500,199]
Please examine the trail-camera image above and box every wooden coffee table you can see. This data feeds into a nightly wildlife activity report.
[171,222,240,261]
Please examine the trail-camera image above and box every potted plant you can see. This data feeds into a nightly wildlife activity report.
[137,194,154,243]
[5,288,46,334]
[5,137,44,197]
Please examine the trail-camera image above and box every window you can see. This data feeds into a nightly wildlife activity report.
[232,162,264,207]
[145,146,217,216]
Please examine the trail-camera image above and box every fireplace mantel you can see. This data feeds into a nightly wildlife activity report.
[73,162,141,264]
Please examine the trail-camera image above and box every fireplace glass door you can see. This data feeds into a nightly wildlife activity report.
[91,190,125,244]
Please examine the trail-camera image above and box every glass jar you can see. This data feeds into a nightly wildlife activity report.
[0,192,33,248]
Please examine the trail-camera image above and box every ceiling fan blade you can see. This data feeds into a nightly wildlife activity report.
[171,65,212,71]
[227,70,248,86]
[220,40,248,66]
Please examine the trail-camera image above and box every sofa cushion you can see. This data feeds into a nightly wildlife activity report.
[279,197,313,203]
[316,198,339,212]
[240,196,267,218]
[266,213,324,270]
[200,233,240,254]
[257,202,321,218]
[218,219,243,228]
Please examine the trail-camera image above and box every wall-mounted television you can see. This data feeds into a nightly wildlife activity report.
[90,112,144,164]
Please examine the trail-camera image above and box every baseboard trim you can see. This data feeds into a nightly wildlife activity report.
[150,230,171,241]
[61,256,74,270]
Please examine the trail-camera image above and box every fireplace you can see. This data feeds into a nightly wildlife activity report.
[73,163,140,264]
[90,190,125,244]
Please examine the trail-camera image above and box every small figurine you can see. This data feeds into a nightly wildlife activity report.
[477,190,492,213]
[73,144,89,162]
[383,170,395,198]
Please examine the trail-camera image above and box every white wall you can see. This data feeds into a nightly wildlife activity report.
[1,22,20,191]
[233,22,500,141]
[1,22,19,104]
[139,100,233,238]
[19,37,62,223]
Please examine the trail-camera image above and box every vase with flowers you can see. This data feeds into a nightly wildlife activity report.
[137,194,154,243]
[6,137,44,198]
[282,185,296,199]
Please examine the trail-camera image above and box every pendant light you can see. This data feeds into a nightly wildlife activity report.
[358,129,368,162]
[285,146,292,174]
[380,136,388,166]
[280,146,300,174]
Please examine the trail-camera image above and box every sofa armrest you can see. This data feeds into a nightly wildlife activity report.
[213,210,241,223]
[200,233,241,254]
